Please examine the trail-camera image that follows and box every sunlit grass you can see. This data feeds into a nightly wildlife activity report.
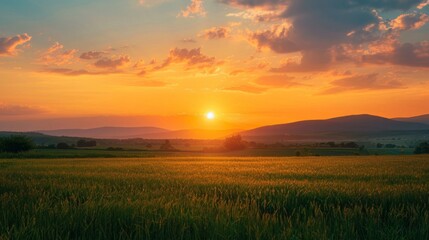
[1,155,429,239]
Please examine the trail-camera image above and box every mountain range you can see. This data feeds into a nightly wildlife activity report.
[31,114,429,140]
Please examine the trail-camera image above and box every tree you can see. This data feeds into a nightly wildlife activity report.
[160,140,175,151]
[56,142,71,149]
[76,139,97,147]
[414,142,429,154]
[0,135,34,153]
[223,135,246,151]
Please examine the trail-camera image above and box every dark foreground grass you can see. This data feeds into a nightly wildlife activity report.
[1,156,429,239]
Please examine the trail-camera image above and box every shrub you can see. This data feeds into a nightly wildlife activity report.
[414,142,429,154]
[0,135,34,153]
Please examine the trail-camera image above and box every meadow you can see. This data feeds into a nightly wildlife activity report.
[1,155,429,239]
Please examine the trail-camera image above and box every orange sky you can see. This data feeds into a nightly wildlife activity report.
[1,0,429,131]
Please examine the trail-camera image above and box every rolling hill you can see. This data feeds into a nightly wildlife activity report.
[27,114,429,141]
[241,114,429,138]
[394,114,429,125]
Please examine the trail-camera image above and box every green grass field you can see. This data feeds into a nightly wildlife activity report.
[1,155,429,239]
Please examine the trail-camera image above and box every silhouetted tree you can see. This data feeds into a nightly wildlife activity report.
[56,142,71,149]
[223,135,246,151]
[0,136,34,153]
[341,142,359,148]
[76,139,97,147]
[414,142,429,154]
[376,143,384,148]
[160,140,175,151]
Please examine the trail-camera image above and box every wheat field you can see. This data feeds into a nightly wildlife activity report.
[1,155,429,239]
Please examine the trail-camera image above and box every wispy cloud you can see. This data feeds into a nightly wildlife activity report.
[0,103,45,116]
[0,33,32,56]
[40,42,77,65]
[179,0,206,18]
[80,51,106,60]
[321,74,404,94]
[223,84,267,94]
[199,26,231,39]
[94,56,131,69]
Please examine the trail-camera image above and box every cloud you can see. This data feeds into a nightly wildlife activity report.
[94,56,130,69]
[418,0,429,9]
[80,51,106,60]
[222,0,429,71]
[391,13,429,30]
[227,9,280,22]
[363,42,429,68]
[41,68,118,76]
[154,47,218,70]
[40,42,77,65]
[322,73,404,94]
[181,38,197,43]
[223,84,267,94]
[254,74,298,87]
[0,104,45,116]
[179,0,206,18]
[249,25,299,54]
[199,26,231,39]
[0,33,32,56]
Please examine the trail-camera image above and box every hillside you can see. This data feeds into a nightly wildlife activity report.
[394,114,429,125]
[241,114,429,138]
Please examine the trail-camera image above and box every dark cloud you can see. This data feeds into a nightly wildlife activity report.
[322,73,404,94]
[0,104,45,116]
[223,0,429,71]
[363,42,429,68]
[80,51,106,60]
[220,0,425,10]
[0,33,32,56]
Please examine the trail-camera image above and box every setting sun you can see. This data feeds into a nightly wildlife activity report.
[206,112,215,120]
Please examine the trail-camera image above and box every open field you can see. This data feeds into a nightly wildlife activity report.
[0,147,415,159]
[1,155,429,239]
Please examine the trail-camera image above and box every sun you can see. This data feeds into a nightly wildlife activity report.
[206,111,215,120]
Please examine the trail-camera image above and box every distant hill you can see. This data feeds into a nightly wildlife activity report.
[394,114,429,125]
[37,127,239,140]
[241,114,429,139]
[39,127,169,139]
[0,131,83,145]
[140,129,240,139]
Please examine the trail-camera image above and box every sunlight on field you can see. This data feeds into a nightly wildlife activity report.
[1,156,429,239]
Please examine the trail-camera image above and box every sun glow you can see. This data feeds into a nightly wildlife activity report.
[206,111,215,120]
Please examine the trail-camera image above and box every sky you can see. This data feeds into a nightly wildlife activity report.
[1,0,429,131]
